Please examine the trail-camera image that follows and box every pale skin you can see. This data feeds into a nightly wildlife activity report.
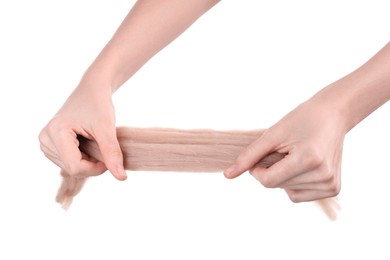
[39,0,390,202]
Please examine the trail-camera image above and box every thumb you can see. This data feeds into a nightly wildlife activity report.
[95,128,127,180]
[224,134,275,179]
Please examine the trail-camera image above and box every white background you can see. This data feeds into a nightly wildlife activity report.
[1,0,390,259]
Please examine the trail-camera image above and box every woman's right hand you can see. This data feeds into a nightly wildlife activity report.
[39,83,127,180]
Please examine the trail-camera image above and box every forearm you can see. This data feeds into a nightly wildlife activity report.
[81,0,220,93]
[312,42,390,132]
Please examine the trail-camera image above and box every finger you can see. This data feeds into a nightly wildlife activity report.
[249,154,308,188]
[286,189,340,220]
[250,144,328,188]
[40,143,64,167]
[278,170,325,187]
[43,144,106,177]
[278,168,335,188]
[278,148,342,187]
[280,180,336,191]
[39,129,62,159]
[281,173,340,196]
[284,188,340,203]
[50,130,106,177]
[40,143,59,161]
[60,160,107,178]
[224,133,276,179]
[40,144,65,169]
[94,128,127,180]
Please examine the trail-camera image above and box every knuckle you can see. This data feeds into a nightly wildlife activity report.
[328,179,341,196]
[261,128,279,143]
[320,165,333,182]
[94,125,116,138]
[102,147,123,166]
[234,151,253,170]
[39,126,57,144]
[45,118,63,134]
[40,120,65,143]
[259,176,276,188]
[238,145,256,161]
[63,163,83,177]
[290,197,301,203]
[38,130,47,144]
[39,144,46,153]
[251,169,278,188]
[302,148,323,169]
[107,147,123,159]
[288,192,301,203]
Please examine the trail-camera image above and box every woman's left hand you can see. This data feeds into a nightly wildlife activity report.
[224,97,347,202]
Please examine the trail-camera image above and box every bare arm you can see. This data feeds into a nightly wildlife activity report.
[317,42,390,132]
[39,0,220,180]
[83,0,220,93]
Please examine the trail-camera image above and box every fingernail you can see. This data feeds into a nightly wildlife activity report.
[225,165,237,177]
[117,167,127,178]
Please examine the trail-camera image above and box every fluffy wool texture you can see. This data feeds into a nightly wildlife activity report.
[56,127,339,220]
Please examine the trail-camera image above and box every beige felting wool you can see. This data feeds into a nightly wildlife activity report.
[56,127,339,220]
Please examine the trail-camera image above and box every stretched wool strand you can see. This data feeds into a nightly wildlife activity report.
[56,127,339,220]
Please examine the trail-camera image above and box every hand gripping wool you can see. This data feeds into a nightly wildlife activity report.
[56,127,339,220]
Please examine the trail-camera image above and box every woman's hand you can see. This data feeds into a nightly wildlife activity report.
[39,0,222,181]
[225,42,390,203]
[39,83,127,180]
[224,97,347,202]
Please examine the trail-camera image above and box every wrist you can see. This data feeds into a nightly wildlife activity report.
[307,43,390,133]
[303,86,350,135]
[78,69,117,96]
[311,74,389,134]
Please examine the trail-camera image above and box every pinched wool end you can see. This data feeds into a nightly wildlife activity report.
[316,197,341,221]
[56,170,87,210]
